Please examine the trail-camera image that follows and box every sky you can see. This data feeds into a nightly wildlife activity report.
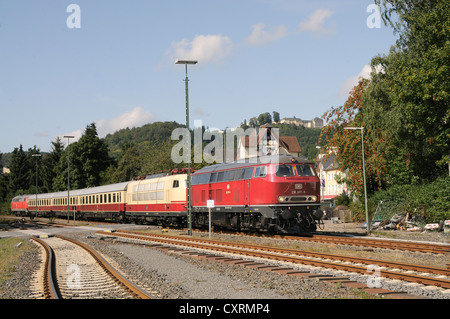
[0,0,398,153]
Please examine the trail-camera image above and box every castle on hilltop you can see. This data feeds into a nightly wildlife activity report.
[278,116,324,128]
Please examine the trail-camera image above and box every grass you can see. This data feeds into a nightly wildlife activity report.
[0,238,35,286]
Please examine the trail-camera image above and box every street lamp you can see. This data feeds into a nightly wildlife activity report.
[32,153,41,219]
[64,135,75,224]
[315,146,324,202]
[175,59,197,236]
[344,126,370,234]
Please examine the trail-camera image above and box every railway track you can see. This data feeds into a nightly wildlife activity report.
[202,229,450,254]
[288,234,450,254]
[5,215,448,255]
[32,235,155,299]
[99,230,450,290]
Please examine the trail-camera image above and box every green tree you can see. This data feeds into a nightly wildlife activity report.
[110,142,143,183]
[366,0,450,184]
[273,111,280,123]
[0,153,10,209]
[27,146,43,195]
[41,137,65,192]
[320,79,385,195]
[54,123,113,190]
[248,117,258,128]
[8,145,30,195]
[257,112,272,125]
[75,123,113,187]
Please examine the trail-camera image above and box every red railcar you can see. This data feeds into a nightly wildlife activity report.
[191,155,323,233]
[11,195,30,216]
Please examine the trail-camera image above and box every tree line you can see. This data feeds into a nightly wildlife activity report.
[320,0,449,222]
[0,117,323,213]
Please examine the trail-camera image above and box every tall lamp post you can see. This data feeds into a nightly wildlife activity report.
[315,146,323,202]
[344,127,369,234]
[64,135,75,224]
[32,153,41,219]
[175,59,197,236]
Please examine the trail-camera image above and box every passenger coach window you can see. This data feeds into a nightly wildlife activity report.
[275,165,294,177]
[173,180,179,188]
[296,164,315,176]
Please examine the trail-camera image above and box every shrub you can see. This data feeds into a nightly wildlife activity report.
[368,176,450,223]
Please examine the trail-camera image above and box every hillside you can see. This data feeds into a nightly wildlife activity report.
[103,121,185,159]
[103,121,322,162]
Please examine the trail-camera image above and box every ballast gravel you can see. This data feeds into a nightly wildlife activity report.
[76,235,362,299]
[2,228,448,299]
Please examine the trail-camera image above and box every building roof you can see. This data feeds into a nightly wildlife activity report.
[321,154,340,171]
[31,181,130,200]
[279,136,301,153]
[239,134,301,154]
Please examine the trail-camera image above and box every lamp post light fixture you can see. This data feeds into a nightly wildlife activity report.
[64,135,75,224]
[32,153,41,219]
[175,59,197,236]
[344,126,370,234]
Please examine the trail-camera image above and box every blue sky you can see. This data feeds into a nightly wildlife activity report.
[0,0,397,153]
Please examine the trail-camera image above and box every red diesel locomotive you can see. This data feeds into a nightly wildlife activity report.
[11,155,323,234]
[191,155,323,233]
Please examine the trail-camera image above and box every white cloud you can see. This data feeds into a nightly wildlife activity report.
[297,9,335,36]
[55,107,156,147]
[193,107,211,117]
[340,64,372,96]
[169,34,233,64]
[245,9,335,47]
[34,131,49,137]
[95,106,156,137]
[246,23,288,45]
[57,129,83,146]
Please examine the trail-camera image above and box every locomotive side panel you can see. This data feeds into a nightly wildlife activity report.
[11,195,29,216]
[191,157,323,233]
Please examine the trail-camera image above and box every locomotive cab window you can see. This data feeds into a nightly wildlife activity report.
[296,164,315,177]
[275,165,295,177]
[254,166,266,178]
[243,167,254,179]
[209,172,217,183]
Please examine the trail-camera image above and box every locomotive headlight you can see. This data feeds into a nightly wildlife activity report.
[309,196,317,202]
[278,196,289,203]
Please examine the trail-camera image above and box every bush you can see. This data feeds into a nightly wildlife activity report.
[368,176,450,223]
[335,192,350,206]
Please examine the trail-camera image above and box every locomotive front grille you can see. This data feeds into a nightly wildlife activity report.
[278,195,317,203]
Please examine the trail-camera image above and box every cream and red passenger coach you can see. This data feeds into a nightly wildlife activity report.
[11,155,323,234]
[24,182,128,221]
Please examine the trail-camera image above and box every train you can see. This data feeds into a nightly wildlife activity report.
[11,155,323,234]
